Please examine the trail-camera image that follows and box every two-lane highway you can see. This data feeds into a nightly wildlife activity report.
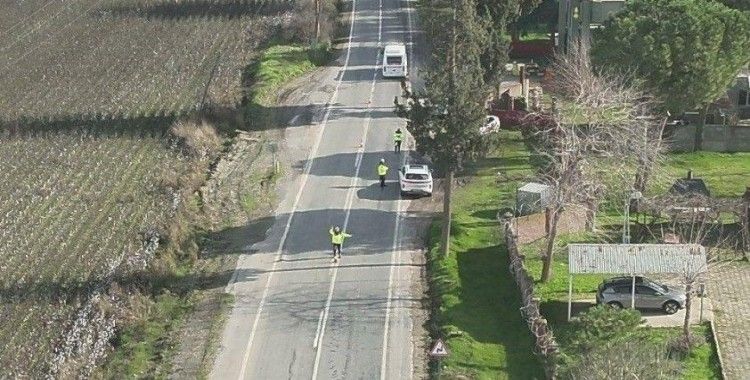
[210,0,421,378]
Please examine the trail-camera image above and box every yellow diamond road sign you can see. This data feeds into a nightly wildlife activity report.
[429,338,450,357]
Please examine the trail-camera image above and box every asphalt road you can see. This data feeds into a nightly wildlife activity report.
[210,0,424,378]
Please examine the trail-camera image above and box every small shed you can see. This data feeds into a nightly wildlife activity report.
[566,243,707,320]
[516,182,552,216]
[670,170,709,197]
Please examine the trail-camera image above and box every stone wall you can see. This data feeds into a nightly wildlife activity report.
[504,221,559,379]
[668,125,750,152]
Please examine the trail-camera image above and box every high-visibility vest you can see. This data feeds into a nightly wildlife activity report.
[330,229,351,244]
[377,163,389,176]
[394,131,403,142]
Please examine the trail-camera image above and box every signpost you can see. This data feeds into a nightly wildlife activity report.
[429,338,450,377]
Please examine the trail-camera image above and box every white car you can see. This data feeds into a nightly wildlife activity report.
[398,164,433,196]
[480,115,500,135]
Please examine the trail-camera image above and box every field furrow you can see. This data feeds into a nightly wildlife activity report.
[0,0,286,122]
[0,128,188,374]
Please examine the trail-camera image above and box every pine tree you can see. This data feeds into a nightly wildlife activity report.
[396,0,491,256]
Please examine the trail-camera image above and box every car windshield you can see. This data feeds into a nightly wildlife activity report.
[386,56,402,66]
[405,173,428,180]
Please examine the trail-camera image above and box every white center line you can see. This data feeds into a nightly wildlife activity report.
[311,1,384,378]
[233,0,360,377]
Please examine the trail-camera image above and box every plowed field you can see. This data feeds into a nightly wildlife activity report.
[0,0,292,122]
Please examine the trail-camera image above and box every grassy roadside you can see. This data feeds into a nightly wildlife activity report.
[246,43,330,130]
[98,292,193,378]
[428,131,543,379]
[97,43,330,377]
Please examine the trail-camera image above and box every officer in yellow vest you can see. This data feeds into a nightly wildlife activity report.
[394,128,403,153]
[329,226,352,262]
[377,158,389,188]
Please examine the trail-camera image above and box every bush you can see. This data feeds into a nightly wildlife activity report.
[560,337,681,380]
[569,305,643,352]
[492,110,527,129]
[307,41,332,66]
[513,97,527,111]
[667,333,706,360]
[168,119,221,160]
[282,0,338,44]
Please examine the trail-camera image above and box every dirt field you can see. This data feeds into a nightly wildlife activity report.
[0,123,203,376]
[0,0,291,122]
[0,0,298,375]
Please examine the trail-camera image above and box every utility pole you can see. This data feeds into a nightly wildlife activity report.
[315,0,321,43]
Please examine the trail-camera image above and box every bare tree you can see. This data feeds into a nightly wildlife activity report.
[530,43,665,282]
[287,0,336,44]
[641,194,742,342]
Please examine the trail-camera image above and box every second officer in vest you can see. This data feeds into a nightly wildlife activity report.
[377,158,389,187]
[394,128,403,153]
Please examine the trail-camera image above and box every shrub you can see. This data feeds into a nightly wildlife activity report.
[283,0,338,44]
[667,332,706,360]
[560,337,681,380]
[169,119,221,160]
[307,41,332,66]
[493,110,527,130]
[569,305,643,352]
[513,97,527,111]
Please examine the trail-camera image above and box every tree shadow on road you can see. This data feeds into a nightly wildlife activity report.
[0,205,425,303]
[356,182,402,201]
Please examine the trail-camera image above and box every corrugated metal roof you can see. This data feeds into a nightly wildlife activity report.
[568,244,707,275]
[518,182,550,193]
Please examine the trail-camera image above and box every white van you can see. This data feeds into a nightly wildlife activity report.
[382,43,407,78]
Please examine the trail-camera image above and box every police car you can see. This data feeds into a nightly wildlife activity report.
[398,164,433,196]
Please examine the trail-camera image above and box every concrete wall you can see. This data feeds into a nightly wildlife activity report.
[668,125,750,152]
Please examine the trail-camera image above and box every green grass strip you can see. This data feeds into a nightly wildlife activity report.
[428,131,544,379]
[253,44,323,106]
[246,43,329,130]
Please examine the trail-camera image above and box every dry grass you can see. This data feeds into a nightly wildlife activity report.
[169,119,223,160]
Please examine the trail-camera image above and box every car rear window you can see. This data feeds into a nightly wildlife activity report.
[405,173,428,180]
[386,56,402,65]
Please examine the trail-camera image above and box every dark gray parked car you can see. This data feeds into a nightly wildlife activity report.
[596,276,686,314]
